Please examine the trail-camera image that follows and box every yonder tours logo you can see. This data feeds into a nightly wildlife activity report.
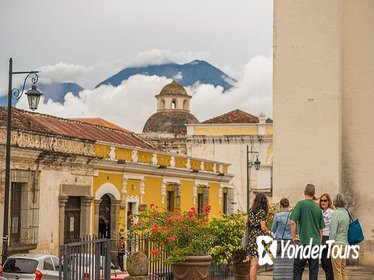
[256,236,360,266]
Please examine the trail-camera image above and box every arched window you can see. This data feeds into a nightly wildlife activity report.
[183,99,188,110]
[99,194,111,238]
[171,100,177,109]
[161,99,166,110]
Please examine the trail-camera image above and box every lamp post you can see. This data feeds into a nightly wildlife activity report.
[2,58,43,263]
[246,144,261,213]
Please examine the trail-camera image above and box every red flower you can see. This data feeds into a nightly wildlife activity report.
[150,249,160,255]
[151,223,159,234]
[129,204,212,265]
[202,205,211,216]
[168,235,177,242]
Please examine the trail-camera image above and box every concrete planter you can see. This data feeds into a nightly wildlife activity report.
[171,255,212,280]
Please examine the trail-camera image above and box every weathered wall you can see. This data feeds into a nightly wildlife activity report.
[273,0,374,265]
[35,168,93,255]
[0,129,95,256]
[341,0,374,265]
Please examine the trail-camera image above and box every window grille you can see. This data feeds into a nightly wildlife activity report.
[9,169,40,248]
[227,188,235,214]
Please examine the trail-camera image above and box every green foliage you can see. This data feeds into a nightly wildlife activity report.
[208,213,247,265]
[209,203,280,265]
[268,202,279,229]
[130,205,213,265]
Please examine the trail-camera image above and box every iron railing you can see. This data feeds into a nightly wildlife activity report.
[59,236,111,280]
[60,235,269,279]
[113,233,172,279]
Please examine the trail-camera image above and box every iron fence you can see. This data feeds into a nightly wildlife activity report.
[113,233,172,279]
[59,236,112,280]
[60,235,267,279]
[113,233,236,279]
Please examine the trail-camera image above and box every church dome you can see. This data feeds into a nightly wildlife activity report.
[142,111,199,135]
[158,80,188,96]
[143,81,198,135]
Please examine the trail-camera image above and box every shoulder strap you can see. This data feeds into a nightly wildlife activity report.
[346,208,353,223]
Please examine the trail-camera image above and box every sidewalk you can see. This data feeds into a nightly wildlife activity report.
[257,266,374,280]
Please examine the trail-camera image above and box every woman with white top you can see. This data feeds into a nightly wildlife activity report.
[319,193,335,280]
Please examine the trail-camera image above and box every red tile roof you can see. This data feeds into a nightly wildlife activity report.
[202,109,259,124]
[73,118,129,131]
[0,107,156,150]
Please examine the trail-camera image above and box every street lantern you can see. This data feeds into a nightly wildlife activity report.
[2,58,43,263]
[25,84,43,110]
[253,154,261,170]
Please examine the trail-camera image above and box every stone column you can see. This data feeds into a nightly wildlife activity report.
[140,179,145,204]
[81,196,93,238]
[94,199,101,237]
[193,183,198,205]
[161,181,166,205]
[58,196,69,245]
[111,200,121,239]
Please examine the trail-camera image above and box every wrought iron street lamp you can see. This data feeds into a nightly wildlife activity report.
[2,58,43,263]
[246,144,261,213]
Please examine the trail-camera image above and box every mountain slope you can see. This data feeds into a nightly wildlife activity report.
[96,60,236,91]
[0,82,83,106]
[37,82,83,103]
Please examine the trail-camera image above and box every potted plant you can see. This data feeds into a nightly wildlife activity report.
[209,213,249,279]
[130,205,213,279]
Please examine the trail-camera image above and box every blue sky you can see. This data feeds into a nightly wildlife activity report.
[0,0,273,132]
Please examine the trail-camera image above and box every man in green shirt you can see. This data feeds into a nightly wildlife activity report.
[290,184,325,280]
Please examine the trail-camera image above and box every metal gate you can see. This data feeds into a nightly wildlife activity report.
[59,237,111,280]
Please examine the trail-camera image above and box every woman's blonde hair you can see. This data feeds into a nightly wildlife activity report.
[319,193,333,209]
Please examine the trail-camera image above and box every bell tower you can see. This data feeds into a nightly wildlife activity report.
[156,80,191,112]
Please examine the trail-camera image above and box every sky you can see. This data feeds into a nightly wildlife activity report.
[0,0,273,132]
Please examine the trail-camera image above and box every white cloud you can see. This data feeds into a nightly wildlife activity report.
[37,61,119,89]
[16,54,272,133]
[190,53,273,121]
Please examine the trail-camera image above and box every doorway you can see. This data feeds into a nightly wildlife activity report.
[64,196,81,243]
[99,194,111,238]
[126,202,137,230]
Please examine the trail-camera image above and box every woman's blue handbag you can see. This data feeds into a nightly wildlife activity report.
[347,209,364,245]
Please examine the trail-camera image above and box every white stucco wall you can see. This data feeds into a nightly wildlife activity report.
[273,0,342,203]
[186,124,273,212]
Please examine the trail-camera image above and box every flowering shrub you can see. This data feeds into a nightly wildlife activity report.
[131,205,213,265]
[209,213,248,265]
[209,205,278,265]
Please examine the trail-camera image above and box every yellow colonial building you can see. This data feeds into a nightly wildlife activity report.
[91,138,234,240]
[0,107,233,258]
